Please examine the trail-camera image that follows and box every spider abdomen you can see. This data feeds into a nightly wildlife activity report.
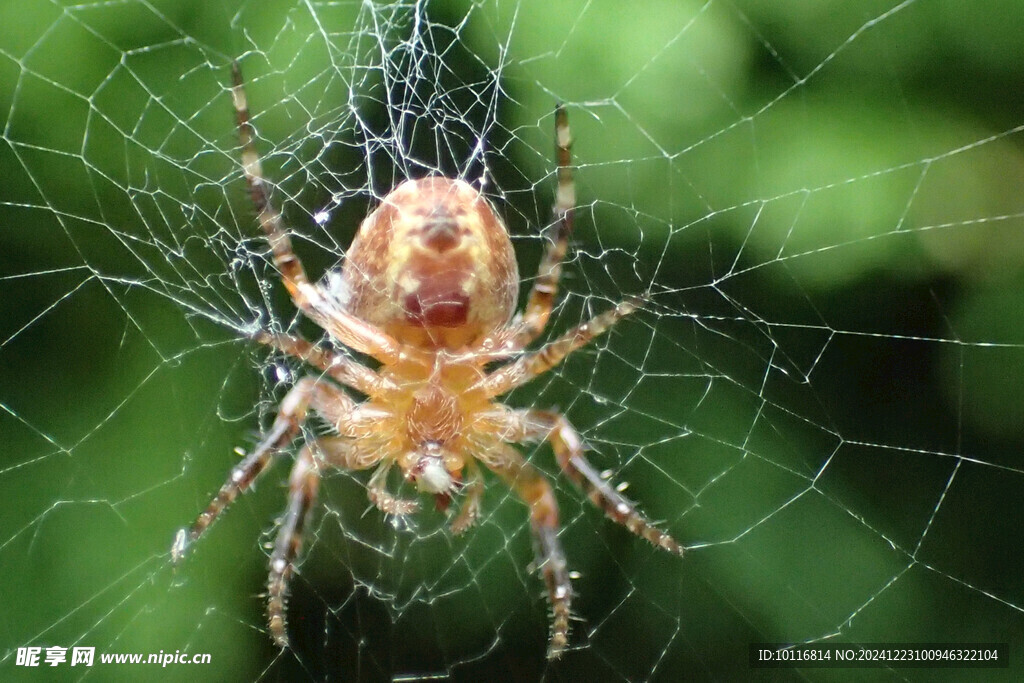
[339,177,519,350]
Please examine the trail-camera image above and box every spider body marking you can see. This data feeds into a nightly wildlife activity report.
[171,62,683,659]
[338,175,519,349]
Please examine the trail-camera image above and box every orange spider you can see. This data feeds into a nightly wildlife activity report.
[171,63,683,659]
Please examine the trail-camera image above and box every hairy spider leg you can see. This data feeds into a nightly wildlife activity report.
[512,105,578,349]
[449,459,485,535]
[270,409,461,643]
[367,461,419,516]
[230,64,308,298]
[475,298,642,399]
[486,443,572,659]
[230,63,403,365]
[263,433,386,646]
[171,376,357,554]
[517,410,683,555]
[252,331,392,397]
[172,377,326,563]
[174,371,395,645]
[267,442,319,646]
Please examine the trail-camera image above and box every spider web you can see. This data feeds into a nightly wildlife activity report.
[2,0,1024,680]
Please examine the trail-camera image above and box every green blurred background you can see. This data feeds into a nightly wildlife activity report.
[2,0,1024,680]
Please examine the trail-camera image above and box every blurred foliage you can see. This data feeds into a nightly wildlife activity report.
[2,0,1024,681]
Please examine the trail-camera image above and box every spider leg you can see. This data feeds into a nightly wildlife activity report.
[231,63,403,365]
[266,427,400,646]
[253,331,393,397]
[485,443,572,659]
[511,105,576,349]
[231,63,310,305]
[173,374,365,561]
[172,377,318,563]
[267,441,320,647]
[503,408,683,556]
[450,460,484,535]
[367,461,419,516]
[475,298,641,399]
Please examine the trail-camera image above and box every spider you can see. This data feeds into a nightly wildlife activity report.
[171,62,683,659]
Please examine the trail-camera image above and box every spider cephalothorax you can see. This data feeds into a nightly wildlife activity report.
[172,62,683,659]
